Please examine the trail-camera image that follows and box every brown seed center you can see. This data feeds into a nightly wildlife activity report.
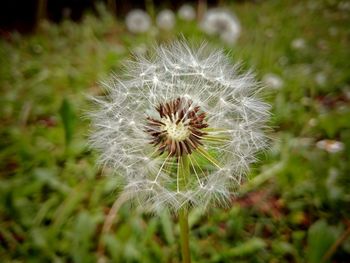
[145,97,208,156]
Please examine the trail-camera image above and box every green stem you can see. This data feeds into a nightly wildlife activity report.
[178,156,191,263]
[145,0,155,20]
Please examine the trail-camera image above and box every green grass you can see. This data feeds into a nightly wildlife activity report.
[1,1,350,262]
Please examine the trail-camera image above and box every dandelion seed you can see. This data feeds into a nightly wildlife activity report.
[178,4,196,21]
[156,9,176,31]
[89,41,270,212]
[125,9,151,33]
[201,8,241,44]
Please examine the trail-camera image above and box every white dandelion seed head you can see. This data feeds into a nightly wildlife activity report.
[125,9,151,33]
[316,140,344,153]
[89,41,270,212]
[156,9,176,30]
[263,73,284,90]
[291,38,306,50]
[315,72,327,86]
[201,8,241,45]
[178,4,196,21]
[338,1,350,11]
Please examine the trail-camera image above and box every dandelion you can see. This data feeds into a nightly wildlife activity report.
[125,9,151,33]
[201,8,241,44]
[308,118,318,127]
[316,139,344,153]
[90,41,269,211]
[315,72,327,86]
[263,73,284,90]
[178,4,196,21]
[156,9,176,31]
[89,41,270,262]
[291,38,306,50]
[338,1,350,11]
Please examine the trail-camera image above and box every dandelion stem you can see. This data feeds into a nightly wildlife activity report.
[178,156,191,263]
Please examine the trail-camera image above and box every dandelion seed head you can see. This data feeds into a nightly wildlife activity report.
[178,4,196,21]
[315,72,327,86]
[291,38,306,50]
[201,8,241,44]
[125,9,151,33]
[89,41,270,212]
[263,73,284,90]
[316,139,344,153]
[156,9,176,30]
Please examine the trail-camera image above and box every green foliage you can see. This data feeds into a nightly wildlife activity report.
[59,98,76,147]
[0,0,349,262]
[307,220,340,263]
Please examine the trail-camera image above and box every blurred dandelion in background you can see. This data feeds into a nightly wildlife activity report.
[316,139,345,153]
[156,9,176,31]
[263,73,284,90]
[125,9,151,33]
[178,4,196,21]
[291,38,307,50]
[315,72,327,86]
[201,8,241,44]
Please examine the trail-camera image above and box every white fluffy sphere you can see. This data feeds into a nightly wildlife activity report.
[156,9,176,30]
[125,9,151,33]
[89,41,270,212]
[178,4,196,21]
[201,8,241,44]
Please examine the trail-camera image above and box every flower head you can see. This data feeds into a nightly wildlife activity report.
[178,4,196,21]
[291,38,306,50]
[316,139,344,153]
[89,41,270,212]
[263,73,284,90]
[201,8,241,44]
[125,9,151,33]
[156,9,176,31]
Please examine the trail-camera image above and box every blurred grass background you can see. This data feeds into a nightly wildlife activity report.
[1,0,350,262]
